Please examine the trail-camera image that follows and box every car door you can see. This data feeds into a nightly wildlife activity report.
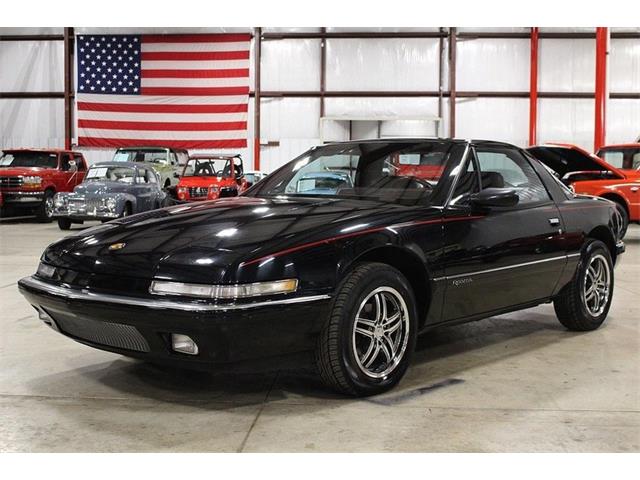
[135,167,154,212]
[440,144,567,321]
[72,154,86,187]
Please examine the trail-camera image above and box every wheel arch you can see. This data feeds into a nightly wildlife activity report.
[347,245,431,329]
[599,191,629,214]
[587,225,617,263]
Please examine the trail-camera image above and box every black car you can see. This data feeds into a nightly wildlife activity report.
[18,139,625,396]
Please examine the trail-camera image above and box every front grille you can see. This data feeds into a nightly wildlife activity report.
[49,310,150,352]
[0,176,23,189]
[70,197,102,209]
[188,187,208,198]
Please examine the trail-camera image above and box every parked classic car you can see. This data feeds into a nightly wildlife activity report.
[175,154,248,202]
[528,143,640,238]
[112,147,188,189]
[52,162,166,230]
[0,149,87,221]
[19,138,624,396]
[596,143,640,172]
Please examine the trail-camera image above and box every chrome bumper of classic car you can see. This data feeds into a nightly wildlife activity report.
[18,275,333,364]
[53,196,120,219]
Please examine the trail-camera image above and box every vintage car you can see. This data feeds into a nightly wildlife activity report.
[175,154,248,202]
[596,143,640,172]
[19,139,624,396]
[112,147,188,189]
[528,143,640,238]
[52,162,166,230]
[0,149,87,221]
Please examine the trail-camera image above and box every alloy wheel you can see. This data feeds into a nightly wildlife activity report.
[582,253,611,316]
[352,286,410,378]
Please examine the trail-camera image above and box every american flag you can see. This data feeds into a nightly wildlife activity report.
[76,33,250,149]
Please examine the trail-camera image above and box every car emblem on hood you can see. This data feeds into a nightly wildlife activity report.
[108,242,127,251]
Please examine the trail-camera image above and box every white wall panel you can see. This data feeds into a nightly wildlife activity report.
[0,41,64,92]
[74,27,252,34]
[455,98,528,147]
[538,99,595,150]
[326,39,440,91]
[539,39,595,92]
[456,39,529,91]
[261,39,320,91]
[610,39,640,92]
[260,97,320,140]
[457,28,529,33]
[606,100,640,145]
[326,28,440,33]
[0,99,64,149]
[324,97,440,117]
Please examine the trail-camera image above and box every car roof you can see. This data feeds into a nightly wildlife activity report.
[189,154,241,160]
[2,148,76,154]
[92,161,140,168]
[116,147,188,153]
[320,137,518,149]
[598,143,640,150]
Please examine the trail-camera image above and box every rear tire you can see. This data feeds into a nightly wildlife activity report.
[553,239,614,331]
[57,218,72,230]
[36,190,55,223]
[315,262,417,396]
[612,201,629,239]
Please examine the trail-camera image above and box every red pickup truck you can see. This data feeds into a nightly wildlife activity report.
[0,149,88,221]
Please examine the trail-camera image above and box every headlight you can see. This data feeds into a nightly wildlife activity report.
[106,197,117,211]
[149,278,298,299]
[22,175,42,186]
[54,194,67,208]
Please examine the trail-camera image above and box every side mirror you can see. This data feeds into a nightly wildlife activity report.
[68,160,77,171]
[173,172,180,178]
[469,188,519,208]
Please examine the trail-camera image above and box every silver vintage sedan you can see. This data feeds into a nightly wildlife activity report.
[52,162,166,230]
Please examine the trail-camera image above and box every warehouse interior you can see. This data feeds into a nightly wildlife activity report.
[1,24,639,454]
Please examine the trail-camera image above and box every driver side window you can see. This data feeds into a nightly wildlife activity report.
[475,147,550,206]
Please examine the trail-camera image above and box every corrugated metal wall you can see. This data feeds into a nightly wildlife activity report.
[1,27,639,171]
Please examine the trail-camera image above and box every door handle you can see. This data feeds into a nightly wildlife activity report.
[631,186,639,193]
[548,217,560,227]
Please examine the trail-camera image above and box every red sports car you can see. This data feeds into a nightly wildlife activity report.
[176,154,248,202]
[528,143,640,238]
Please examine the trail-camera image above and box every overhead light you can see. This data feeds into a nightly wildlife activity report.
[150,278,298,299]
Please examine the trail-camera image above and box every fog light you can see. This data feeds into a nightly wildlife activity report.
[171,333,198,355]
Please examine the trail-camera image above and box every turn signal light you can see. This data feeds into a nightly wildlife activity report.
[171,334,198,355]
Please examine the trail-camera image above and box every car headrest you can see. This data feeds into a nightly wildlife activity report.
[480,171,505,189]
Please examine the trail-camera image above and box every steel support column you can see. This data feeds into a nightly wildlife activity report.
[63,27,74,150]
[448,28,457,138]
[528,27,539,146]
[320,27,327,117]
[594,27,609,151]
[254,27,262,171]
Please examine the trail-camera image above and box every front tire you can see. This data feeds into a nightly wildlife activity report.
[553,239,614,331]
[315,262,417,396]
[36,190,55,222]
[57,218,72,230]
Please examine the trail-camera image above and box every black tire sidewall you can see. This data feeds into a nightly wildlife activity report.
[38,190,55,222]
[57,218,71,230]
[335,264,418,395]
[574,240,614,327]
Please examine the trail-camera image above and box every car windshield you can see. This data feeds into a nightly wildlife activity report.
[86,166,137,183]
[183,158,233,178]
[0,152,58,169]
[247,141,454,205]
[114,149,167,164]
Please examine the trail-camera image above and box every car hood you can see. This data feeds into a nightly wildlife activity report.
[72,181,134,195]
[0,167,55,176]
[42,195,437,283]
[527,145,624,178]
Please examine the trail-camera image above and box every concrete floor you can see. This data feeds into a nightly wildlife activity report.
[0,217,638,452]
